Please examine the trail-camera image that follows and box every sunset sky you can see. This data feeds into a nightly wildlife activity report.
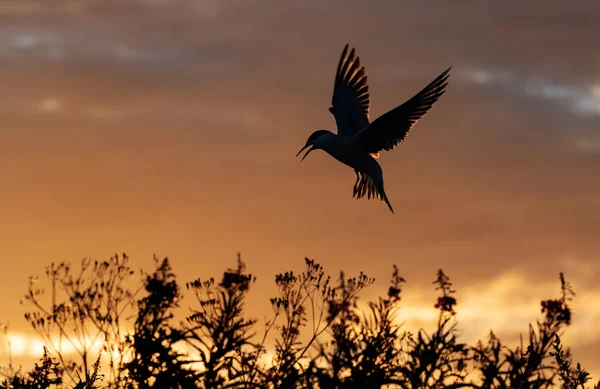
[1,0,599,380]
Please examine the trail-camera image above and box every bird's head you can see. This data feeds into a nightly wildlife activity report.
[296,130,331,161]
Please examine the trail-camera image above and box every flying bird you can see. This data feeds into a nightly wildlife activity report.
[296,44,451,213]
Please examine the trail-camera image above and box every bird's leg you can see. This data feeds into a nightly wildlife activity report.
[353,170,360,197]
[358,176,368,198]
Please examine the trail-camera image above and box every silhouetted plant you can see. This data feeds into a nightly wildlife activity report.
[22,254,142,385]
[471,273,585,389]
[264,259,374,389]
[124,257,199,389]
[0,346,63,389]
[72,355,102,389]
[0,347,102,389]
[311,265,403,388]
[5,253,598,389]
[184,253,256,389]
[315,268,470,389]
[391,270,470,389]
[551,336,599,389]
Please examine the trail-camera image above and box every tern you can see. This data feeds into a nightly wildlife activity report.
[296,44,451,213]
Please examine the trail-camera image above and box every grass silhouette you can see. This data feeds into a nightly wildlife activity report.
[1,254,598,389]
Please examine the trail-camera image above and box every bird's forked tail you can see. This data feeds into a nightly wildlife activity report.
[353,171,394,214]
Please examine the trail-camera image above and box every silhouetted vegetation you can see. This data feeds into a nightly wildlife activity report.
[1,254,598,389]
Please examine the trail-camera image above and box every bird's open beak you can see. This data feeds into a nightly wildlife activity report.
[296,144,309,158]
[296,144,315,161]
[296,144,316,161]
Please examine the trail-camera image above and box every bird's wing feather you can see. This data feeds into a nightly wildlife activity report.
[329,44,370,136]
[352,67,451,154]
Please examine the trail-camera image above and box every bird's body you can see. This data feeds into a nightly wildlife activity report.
[311,132,366,169]
[297,44,451,213]
[310,130,390,208]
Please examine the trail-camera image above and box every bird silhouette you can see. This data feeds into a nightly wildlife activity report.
[296,44,451,213]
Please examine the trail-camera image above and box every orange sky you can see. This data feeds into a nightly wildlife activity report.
[1,0,599,380]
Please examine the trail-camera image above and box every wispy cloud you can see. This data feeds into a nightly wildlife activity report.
[0,28,186,65]
[0,2,42,16]
[36,98,63,114]
[0,0,228,18]
[82,106,122,120]
[461,68,600,117]
[573,136,600,153]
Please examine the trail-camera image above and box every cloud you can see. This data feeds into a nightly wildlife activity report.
[0,1,86,16]
[0,2,42,15]
[111,44,153,62]
[36,98,63,114]
[82,106,122,120]
[0,28,186,66]
[375,266,600,353]
[573,137,600,153]
[354,267,596,380]
[0,0,228,19]
[0,30,61,50]
[1,332,102,358]
[461,68,600,117]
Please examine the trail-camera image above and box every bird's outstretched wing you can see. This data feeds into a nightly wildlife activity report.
[329,44,370,137]
[352,67,451,154]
